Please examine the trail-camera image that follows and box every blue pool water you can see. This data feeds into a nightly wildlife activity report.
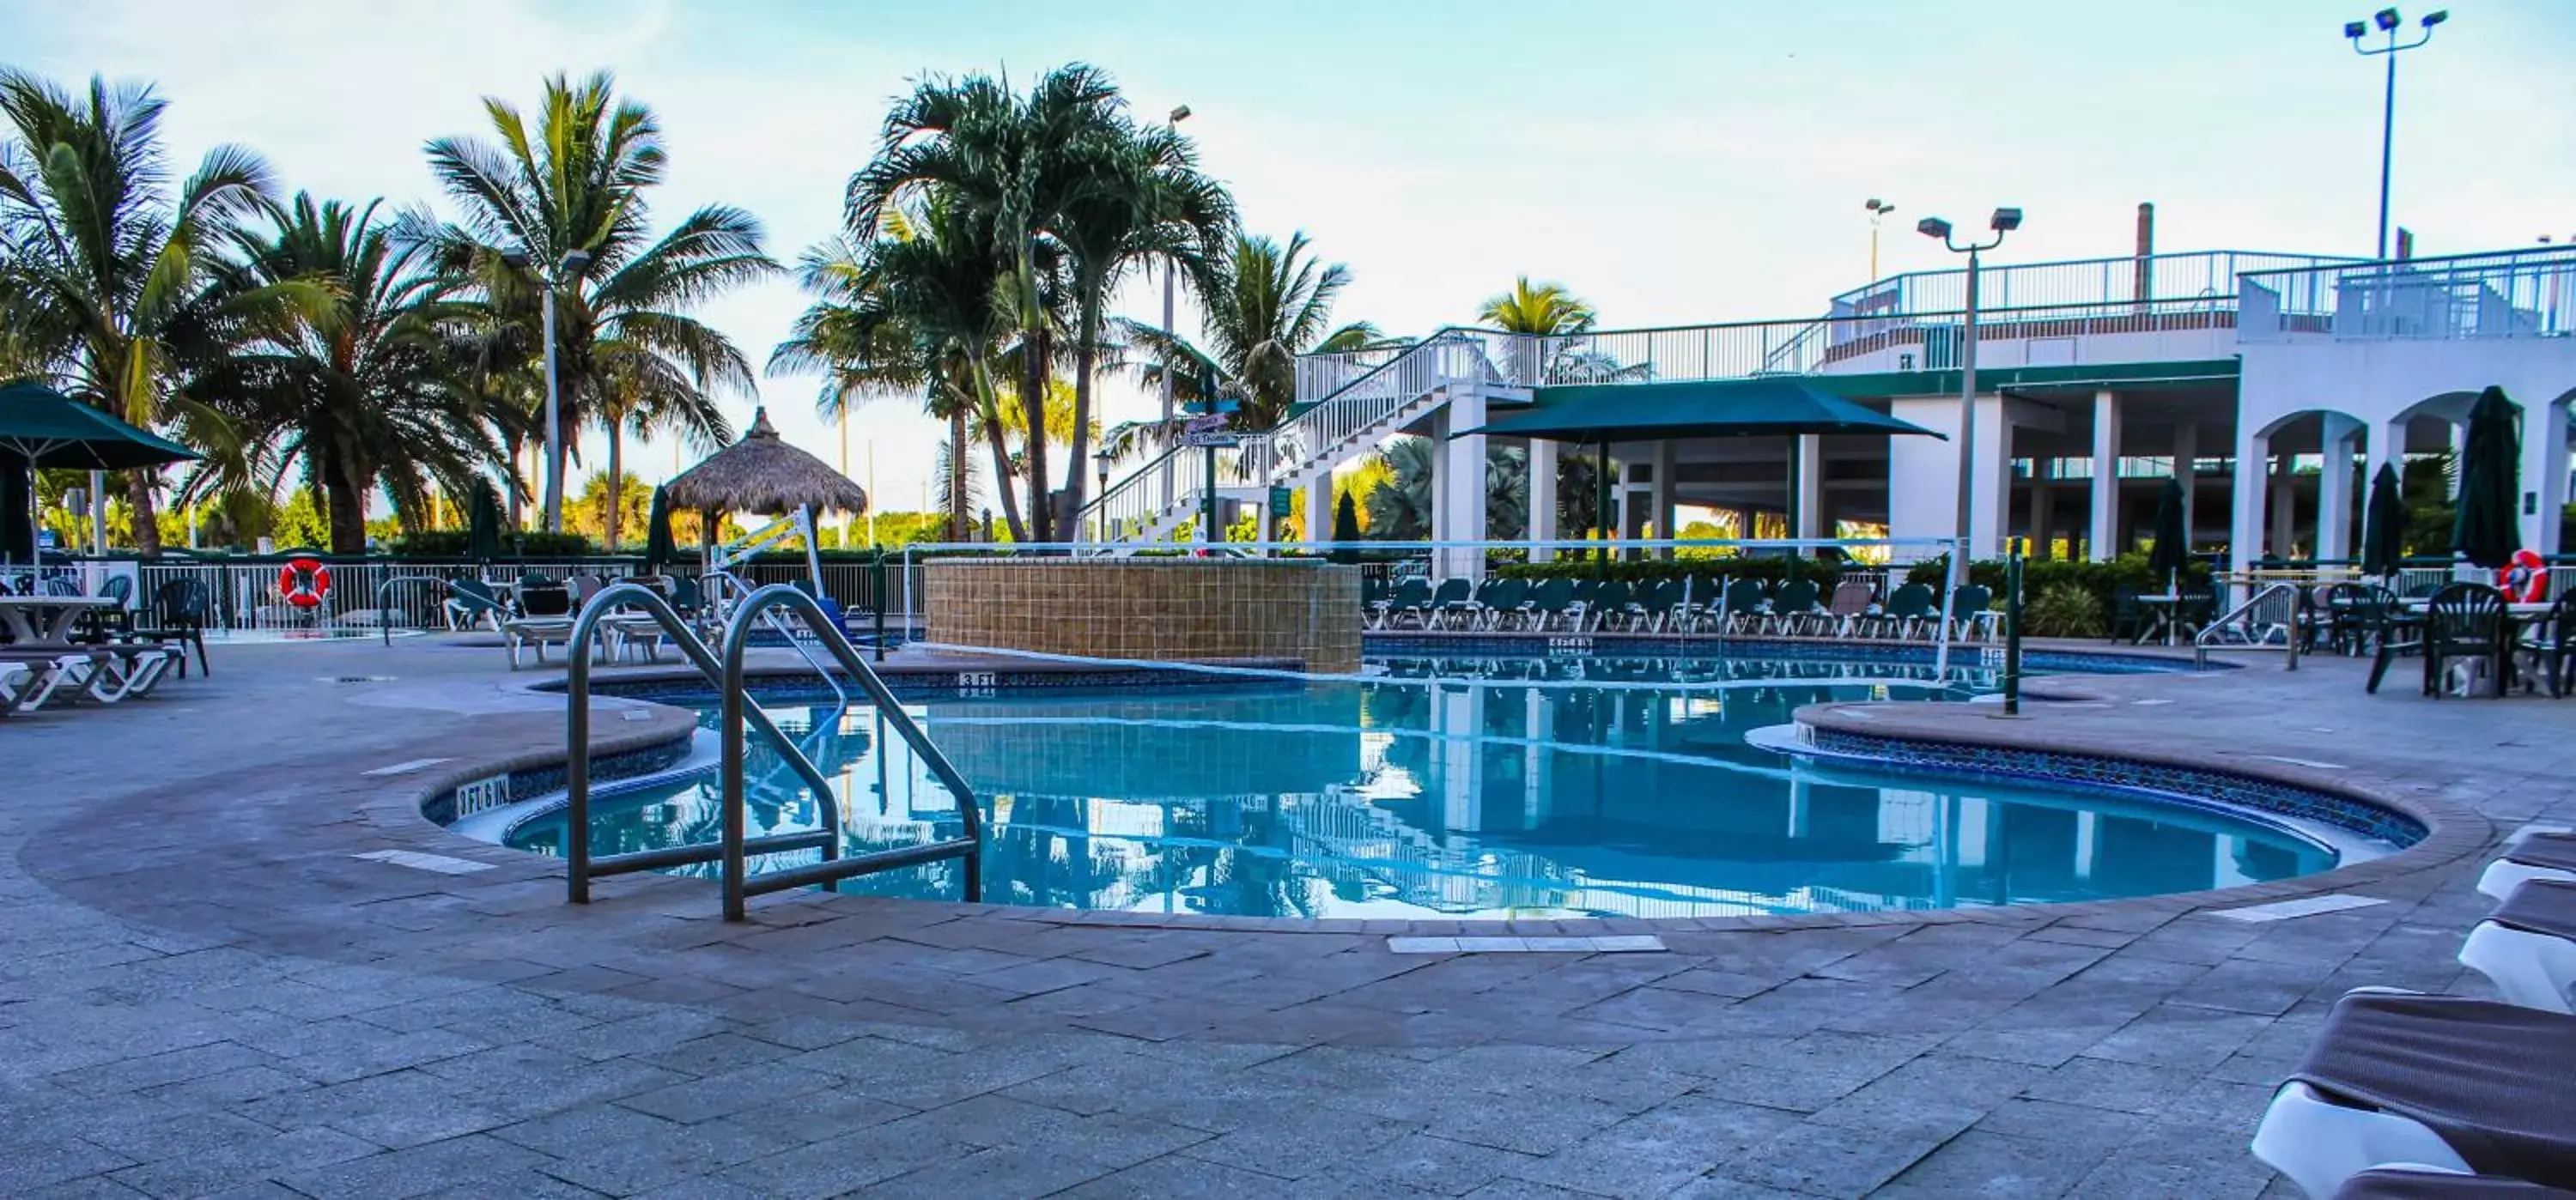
[501,650,2339,920]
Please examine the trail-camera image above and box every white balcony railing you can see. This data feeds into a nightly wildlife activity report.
[2239,245,2576,342]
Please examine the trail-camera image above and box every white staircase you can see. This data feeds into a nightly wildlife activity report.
[1082,331,1528,543]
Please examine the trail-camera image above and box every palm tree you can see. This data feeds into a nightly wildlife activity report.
[0,70,301,554]
[850,65,1127,542]
[1119,231,1382,434]
[1048,118,1234,533]
[1478,276,1596,335]
[193,194,507,553]
[771,197,1021,540]
[418,71,770,531]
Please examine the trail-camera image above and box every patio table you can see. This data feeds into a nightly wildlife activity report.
[2133,593,2183,645]
[0,596,116,648]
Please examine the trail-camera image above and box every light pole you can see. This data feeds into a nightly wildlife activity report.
[1094,449,1115,542]
[1158,104,1191,518]
[504,247,592,533]
[1917,208,2022,556]
[1864,197,1896,281]
[2347,8,2447,260]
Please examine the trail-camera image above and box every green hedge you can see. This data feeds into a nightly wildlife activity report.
[385,530,598,558]
[1497,556,1849,586]
[1901,552,2211,603]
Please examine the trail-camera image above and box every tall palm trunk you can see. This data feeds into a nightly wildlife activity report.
[973,364,1028,542]
[321,444,371,555]
[947,409,970,541]
[1066,295,1102,543]
[125,470,163,555]
[604,426,624,551]
[1023,325,1051,542]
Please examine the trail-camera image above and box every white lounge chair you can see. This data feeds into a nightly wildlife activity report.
[2476,827,2576,904]
[2251,990,2576,1198]
[2458,880,2576,1016]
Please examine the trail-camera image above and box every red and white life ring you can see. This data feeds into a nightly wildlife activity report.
[278,556,331,609]
[2500,550,2549,604]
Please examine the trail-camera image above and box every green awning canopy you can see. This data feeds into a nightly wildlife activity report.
[0,380,201,470]
[1456,378,1944,443]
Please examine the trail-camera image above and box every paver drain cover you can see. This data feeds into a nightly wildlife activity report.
[322,675,396,683]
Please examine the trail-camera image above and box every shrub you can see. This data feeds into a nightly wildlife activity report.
[1497,555,1846,587]
[386,530,597,558]
[2021,581,2107,639]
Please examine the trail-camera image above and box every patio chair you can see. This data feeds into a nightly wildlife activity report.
[1479,577,1530,629]
[1383,578,1433,629]
[2108,586,2149,643]
[1361,577,1389,627]
[1768,579,1823,636]
[1587,579,1634,631]
[518,583,574,618]
[1623,578,1675,632]
[1946,585,1998,642]
[1717,579,1769,635]
[1879,582,1938,641]
[2458,880,2576,1015]
[1527,578,1577,630]
[1822,579,1876,638]
[2513,591,2576,699]
[2476,829,2576,905]
[2420,583,2512,699]
[2250,991,2576,1197]
[566,573,608,609]
[2177,578,2221,641]
[444,579,508,631]
[1425,578,1475,629]
[125,579,210,677]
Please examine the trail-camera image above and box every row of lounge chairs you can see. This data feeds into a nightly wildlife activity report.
[1363,576,2002,642]
[2251,827,2576,1197]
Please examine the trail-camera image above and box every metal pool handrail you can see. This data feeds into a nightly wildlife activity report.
[718,584,983,921]
[562,583,847,904]
[2196,581,2305,670]
[375,574,458,645]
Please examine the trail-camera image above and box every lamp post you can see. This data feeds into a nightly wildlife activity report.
[2347,8,2447,260]
[1093,449,1115,542]
[1917,209,2020,557]
[1864,197,1897,281]
[503,248,593,533]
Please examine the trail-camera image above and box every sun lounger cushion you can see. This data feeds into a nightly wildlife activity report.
[2288,993,2576,1185]
[2507,833,2576,875]
[2492,881,2576,942]
[2334,1168,2576,1198]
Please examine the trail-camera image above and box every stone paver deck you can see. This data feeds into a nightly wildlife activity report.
[3,634,2567,1198]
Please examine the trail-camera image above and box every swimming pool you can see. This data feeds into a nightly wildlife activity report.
[488,647,2354,921]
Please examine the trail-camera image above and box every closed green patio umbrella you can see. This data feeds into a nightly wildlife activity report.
[466,482,502,564]
[641,486,677,574]
[2360,463,2404,579]
[2145,477,2189,589]
[2451,385,2521,570]
[0,380,200,565]
[1,458,31,566]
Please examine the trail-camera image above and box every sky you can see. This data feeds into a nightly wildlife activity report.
[9,0,2573,518]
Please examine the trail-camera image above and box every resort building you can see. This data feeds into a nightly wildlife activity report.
[1089,226,2576,580]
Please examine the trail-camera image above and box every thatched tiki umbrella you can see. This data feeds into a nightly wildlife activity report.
[661,409,868,563]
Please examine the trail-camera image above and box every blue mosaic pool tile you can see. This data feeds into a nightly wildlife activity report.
[1802,728,2425,847]
[422,738,690,827]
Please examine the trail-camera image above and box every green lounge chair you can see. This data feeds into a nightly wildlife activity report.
[1880,582,1937,640]
[1947,585,1997,642]
[445,578,508,631]
[1427,578,1475,629]
[1718,579,1769,635]
[1769,579,1822,636]
[1528,578,1577,630]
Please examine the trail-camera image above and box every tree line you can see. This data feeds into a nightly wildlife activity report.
[0,62,1606,555]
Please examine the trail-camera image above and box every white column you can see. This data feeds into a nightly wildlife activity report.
[1304,471,1333,550]
[1522,689,1552,827]
[2231,428,2269,582]
[2366,418,2407,496]
[2269,447,2296,559]
[2316,414,2361,561]
[1528,439,1558,562]
[1442,391,1487,580]
[1795,434,1825,541]
[1425,413,1448,556]
[2526,401,2571,558]
[2089,390,2122,561]
[1890,397,1962,544]
[1971,393,2011,557]
[1651,439,1676,557]
[2172,421,2198,552]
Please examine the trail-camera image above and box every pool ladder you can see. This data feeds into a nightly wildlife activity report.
[560,582,983,919]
